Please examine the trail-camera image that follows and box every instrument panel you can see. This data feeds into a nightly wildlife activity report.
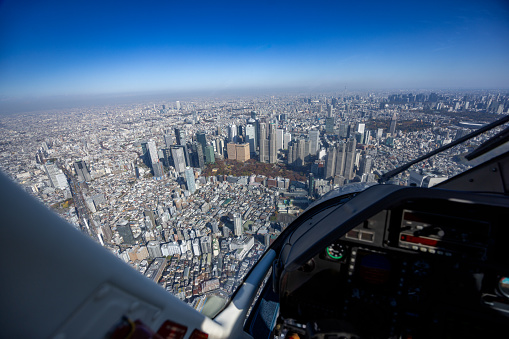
[277,197,509,338]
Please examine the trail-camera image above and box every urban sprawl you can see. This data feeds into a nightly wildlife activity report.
[1,90,507,312]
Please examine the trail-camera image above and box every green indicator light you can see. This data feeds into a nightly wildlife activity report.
[327,246,343,259]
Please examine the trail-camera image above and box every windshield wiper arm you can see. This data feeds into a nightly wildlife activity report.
[378,115,509,184]
[465,126,509,160]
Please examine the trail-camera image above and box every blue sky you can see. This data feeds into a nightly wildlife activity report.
[1,0,509,97]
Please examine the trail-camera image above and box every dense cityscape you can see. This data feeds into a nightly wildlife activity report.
[1,89,508,312]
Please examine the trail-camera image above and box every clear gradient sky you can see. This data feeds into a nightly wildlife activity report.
[1,0,509,98]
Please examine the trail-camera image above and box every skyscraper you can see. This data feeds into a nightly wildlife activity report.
[309,130,320,155]
[162,148,172,167]
[152,161,164,179]
[269,123,277,163]
[259,122,268,162]
[296,138,306,166]
[325,117,335,134]
[235,143,250,162]
[335,142,346,177]
[245,124,257,154]
[228,124,237,143]
[196,131,207,151]
[325,147,336,179]
[204,145,215,164]
[175,128,186,146]
[146,140,158,164]
[163,134,174,148]
[261,139,269,163]
[283,132,291,150]
[191,142,204,169]
[234,214,242,236]
[275,128,284,151]
[338,123,349,139]
[308,173,315,197]
[184,167,196,194]
[343,138,357,180]
[215,138,225,157]
[327,104,333,118]
[359,154,372,175]
[171,146,186,173]
[389,113,398,136]
[227,143,237,160]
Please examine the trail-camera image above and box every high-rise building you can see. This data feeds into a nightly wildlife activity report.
[283,132,291,150]
[269,135,277,163]
[261,139,270,163]
[338,123,349,139]
[343,138,357,180]
[170,146,187,173]
[191,142,204,169]
[275,128,284,151]
[147,241,163,258]
[228,124,237,143]
[359,154,372,175]
[269,123,277,163]
[184,167,196,194]
[325,117,335,134]
[309,130,320,155]
[215,138,225,157]
[162,148,172,167]
[389,113,398,136]
[152,161,164,179]
[236,143,250,162]
[308,173,315,197]
[176,101,181,110]
[141,140,158,165]
[233,214,243,236]
[327,104,333,118]
[258,122,268,162]
[196,131,207,151]
[200,236,211,254]
[227,143,237,160]
[296,138,306,167]
[245,124,257,154]
[325,147,336,179]
[258,122,267,142]
[164,134,174,148]
[74,160,92,182]
[192,238,201,256]
[237,125,244,142]
[175,128,186,146]
[204,145,215,164]
[287,142,295,165]
[335,142,346,177]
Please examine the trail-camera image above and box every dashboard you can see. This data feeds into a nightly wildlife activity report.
[275,192,509,339]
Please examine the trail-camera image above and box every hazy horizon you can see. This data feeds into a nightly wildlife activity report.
[1,0,509,99]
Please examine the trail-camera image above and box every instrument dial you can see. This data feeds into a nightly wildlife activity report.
[326,243,346,260]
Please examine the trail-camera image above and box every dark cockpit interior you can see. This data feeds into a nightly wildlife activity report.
[244,151,509,339]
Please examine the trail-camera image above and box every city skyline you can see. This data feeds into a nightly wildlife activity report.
[1,0,509,99]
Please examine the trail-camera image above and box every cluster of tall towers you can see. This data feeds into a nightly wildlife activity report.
[227,111,292,164]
